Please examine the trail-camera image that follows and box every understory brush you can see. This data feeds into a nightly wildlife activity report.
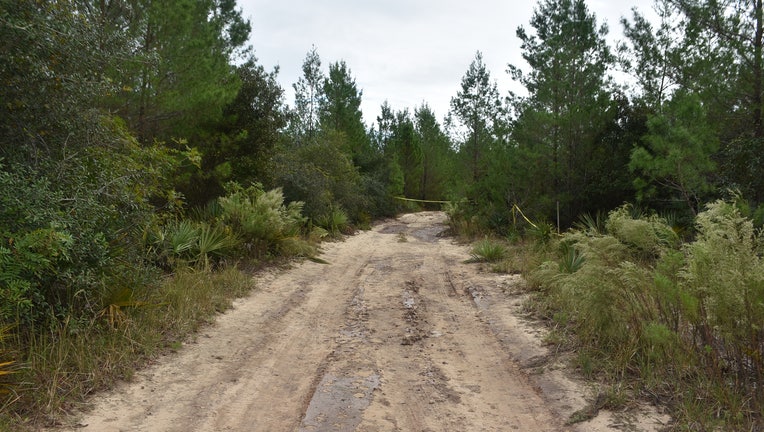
[2,267,250,430]
[0,179,322,430]
[520,202,764,430]
[146,183,317,268]
[444,198,489,240]
[314,206,351,238]
[217,183,314,259]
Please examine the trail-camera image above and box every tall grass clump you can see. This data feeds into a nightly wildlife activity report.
[469,239,508,263]
[573,210,607,235]
[8,266,251,428]
[0,326,15,408]
[678,201,764,419]
[527,201,764,429]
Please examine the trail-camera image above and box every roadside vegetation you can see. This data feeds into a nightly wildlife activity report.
[3,0,764,430]
[449,199,764,430]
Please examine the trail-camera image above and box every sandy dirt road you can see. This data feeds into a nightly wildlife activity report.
[62,212,668,432]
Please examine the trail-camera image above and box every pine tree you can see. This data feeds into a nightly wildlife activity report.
[103,0,251,142]
[668,0,764,202]
[449,51,503,184]
[509,0,616,225]
[320,60,371,165]
[414,104,455,201]
[291,46,325,145]
[619,1,685,111]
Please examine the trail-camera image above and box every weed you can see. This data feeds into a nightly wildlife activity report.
[98,286,154,328]
[276,237,317,259]
[576,350,595,379]
[542,327,567,347]
[188,200,223,223]
[444,199,488,240]
[0,326,15,397]
[505,228,522,244]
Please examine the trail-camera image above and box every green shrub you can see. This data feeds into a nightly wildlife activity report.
[682,200,764,395]
[146,220,239,270]
[558,241,585,274]
[605,205,678,257]
[0,142,173,327]
[165,220,199,260]
[187,200,224,224]
[218,183,308,258]
[573,211,607,235]
[195,224,239,269]
[273,137,366,222]
[526,200,764,427]
[0,228,72,325]
[527,221,556,247]
[530,208,672,365]
[315,206,350,237]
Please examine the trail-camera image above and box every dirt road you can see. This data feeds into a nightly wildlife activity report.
[64,212,668,432]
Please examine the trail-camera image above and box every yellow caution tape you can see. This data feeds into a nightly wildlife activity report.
[393,196,451,204]
[393,197,538,230]
[511,204,538,229]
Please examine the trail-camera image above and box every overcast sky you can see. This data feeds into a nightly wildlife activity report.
[238,0,658,127]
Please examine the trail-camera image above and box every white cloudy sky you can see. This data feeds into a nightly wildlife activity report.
[237,0,658,126]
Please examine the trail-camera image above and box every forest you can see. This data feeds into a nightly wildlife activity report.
[2,0,764,429]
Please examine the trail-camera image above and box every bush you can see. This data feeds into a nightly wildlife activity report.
[273,137,367,222]
[605,205,678,257]
[218,183,309,258]
[527,221,556,247]
[682,201,764,397]
[315,206,350,237]
[527,200,764,428]
[0,139,175,327]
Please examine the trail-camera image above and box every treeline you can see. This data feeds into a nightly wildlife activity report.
[1,0,764,428]
[446,0,764,235]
